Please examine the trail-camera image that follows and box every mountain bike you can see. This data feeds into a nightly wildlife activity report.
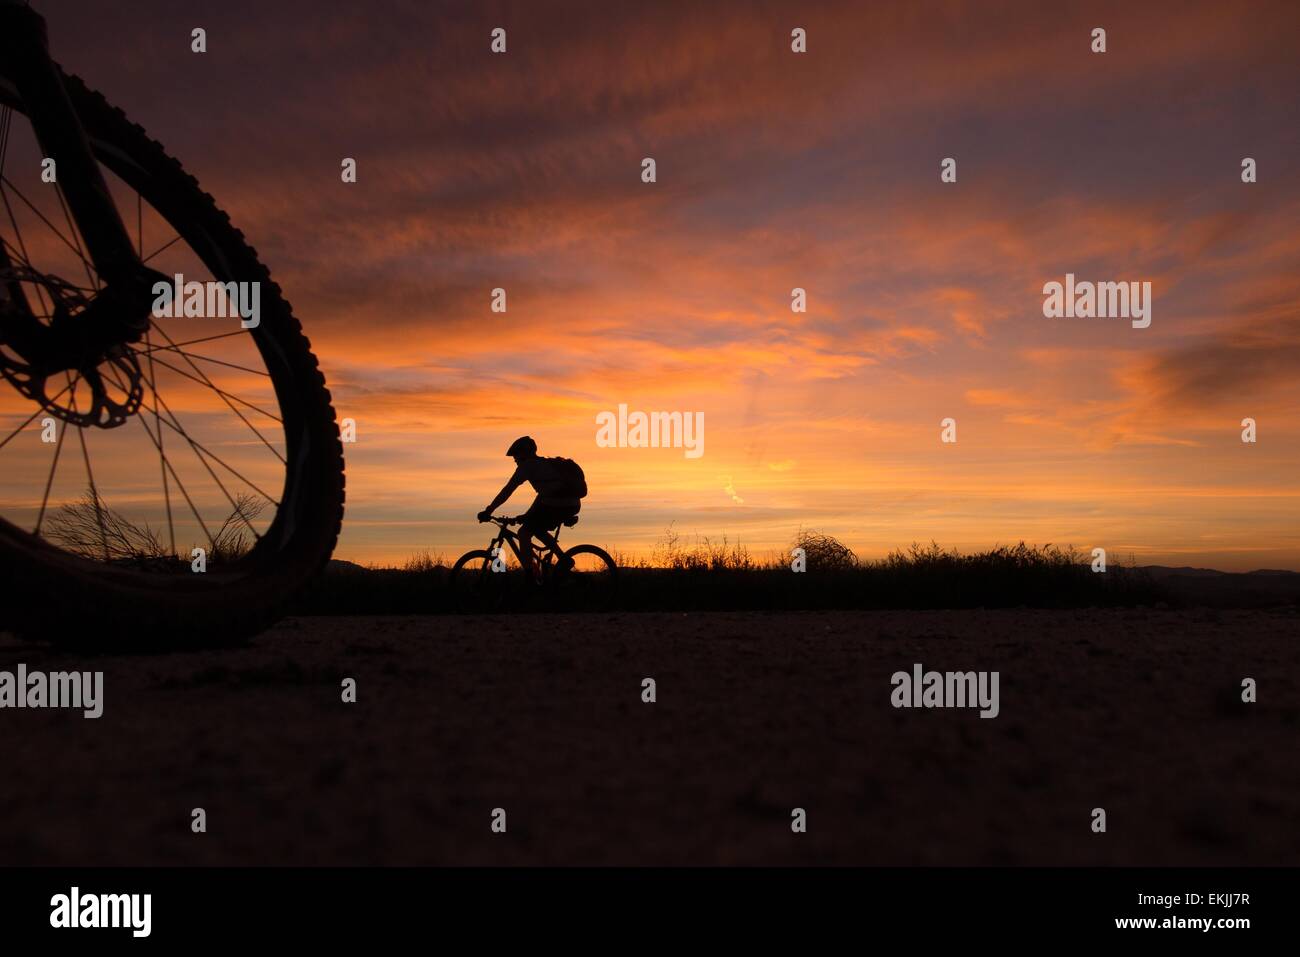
[0,2,345,647]
[450,515,617,604]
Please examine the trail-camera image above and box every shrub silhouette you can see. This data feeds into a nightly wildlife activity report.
[793,528,857,571]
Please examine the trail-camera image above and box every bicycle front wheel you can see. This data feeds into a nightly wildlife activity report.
[449,548,512,609]
[0,69,345,648]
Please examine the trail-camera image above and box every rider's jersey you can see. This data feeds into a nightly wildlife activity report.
[497,457,581,510]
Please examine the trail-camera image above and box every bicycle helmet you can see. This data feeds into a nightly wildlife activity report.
[506,436,537,457]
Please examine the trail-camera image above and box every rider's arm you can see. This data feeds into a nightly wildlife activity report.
[482,467,525,515]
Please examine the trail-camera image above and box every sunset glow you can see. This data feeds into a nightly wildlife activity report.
[6,0,1299,569]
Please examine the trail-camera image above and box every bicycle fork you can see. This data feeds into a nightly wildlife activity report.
[0,2,166,373]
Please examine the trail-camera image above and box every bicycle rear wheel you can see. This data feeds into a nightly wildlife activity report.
[556,544,618,607]
[562,544,618,580]
[0,69,344,648]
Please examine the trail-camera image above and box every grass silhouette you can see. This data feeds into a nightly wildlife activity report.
[293,529,1171,615]
[43,488,264,567]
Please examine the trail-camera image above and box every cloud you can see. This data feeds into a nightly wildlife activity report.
[6,0,1295,568]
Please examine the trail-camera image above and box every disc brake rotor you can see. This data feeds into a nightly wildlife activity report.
[0,266,144,428]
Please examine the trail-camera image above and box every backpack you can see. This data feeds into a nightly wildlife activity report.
[547,456,588,498]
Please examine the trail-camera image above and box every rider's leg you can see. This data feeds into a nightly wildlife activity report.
[518,519,541,581]
[532,525,560,555]
[534,502,581,570]
[521,503,574,574]
[533,525,575,571]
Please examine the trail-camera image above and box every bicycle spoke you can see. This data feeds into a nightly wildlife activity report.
[138,349,282,423]
[134,341,270,377]
[142,233,181,264]
[144,328,175,555]
[0,175,97,277]
[131,351,279,508]
[0,376,78,452]
[146,385,280,509]
[34,401,69,534]
[0,237,96,297]
[131,413,215,554]
[135,391,265,542]
[119,354,220,554]
[0,178,52,317]
[66,373,110,561]
[136,330,247,353]
[0,106,11,181]
[145,324,287,455]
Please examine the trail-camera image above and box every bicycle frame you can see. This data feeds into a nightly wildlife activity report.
[484,517,564,570]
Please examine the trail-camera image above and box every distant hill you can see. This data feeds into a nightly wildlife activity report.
[1138,566,1300,607]
[327,559,371,574]
[1141,566,1230,578]
[1142,565,1300,578]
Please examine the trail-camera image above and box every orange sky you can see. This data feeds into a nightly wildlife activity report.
[4,0,1300,570]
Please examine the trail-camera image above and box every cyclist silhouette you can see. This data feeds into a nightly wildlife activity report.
[478,436,583,576]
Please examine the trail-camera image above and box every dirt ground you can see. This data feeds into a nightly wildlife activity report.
[1,608,1296,865]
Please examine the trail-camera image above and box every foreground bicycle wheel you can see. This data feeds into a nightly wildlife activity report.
[0,69,344,648]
